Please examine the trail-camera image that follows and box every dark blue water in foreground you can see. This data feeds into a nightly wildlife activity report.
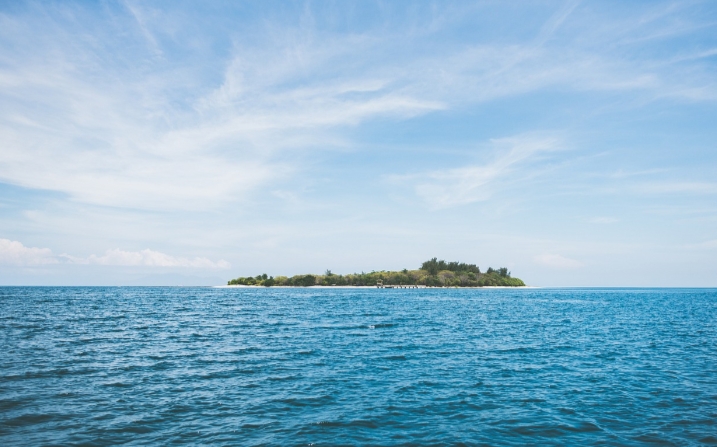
[1,287,716,446]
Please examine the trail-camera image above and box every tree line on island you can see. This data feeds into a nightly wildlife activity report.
[227,258,525,287]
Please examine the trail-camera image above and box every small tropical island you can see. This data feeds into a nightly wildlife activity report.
[227,258,525,287]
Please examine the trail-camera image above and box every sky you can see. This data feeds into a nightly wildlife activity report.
[1,0,716,286]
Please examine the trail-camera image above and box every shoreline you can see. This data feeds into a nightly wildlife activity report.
[214,285,537,289]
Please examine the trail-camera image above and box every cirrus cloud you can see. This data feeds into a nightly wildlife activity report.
[395,134,563,209]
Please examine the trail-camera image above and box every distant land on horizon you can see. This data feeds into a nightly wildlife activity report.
[228,258,525,287]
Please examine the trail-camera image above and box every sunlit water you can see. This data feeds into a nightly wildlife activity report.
[1,287,716,446]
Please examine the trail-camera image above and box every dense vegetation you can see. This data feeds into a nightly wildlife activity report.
[227,258,525,287]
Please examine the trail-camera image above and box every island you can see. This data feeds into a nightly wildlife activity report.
[227,258,525,287]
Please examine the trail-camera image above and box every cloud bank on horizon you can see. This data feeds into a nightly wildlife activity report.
[0,1,716,286]
[0,239,229,269]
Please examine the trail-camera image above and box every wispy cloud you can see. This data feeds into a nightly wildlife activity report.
[0,8,445,210]
[610,168,668,179]
[0,2,715,212]
[401,134,562,208]
[64,248,230,269]
[587,217,619,224]
[635,182,717,195]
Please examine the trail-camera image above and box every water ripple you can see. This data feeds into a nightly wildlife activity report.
[1,287,716,445]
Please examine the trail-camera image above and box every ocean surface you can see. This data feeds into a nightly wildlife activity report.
[1,287,716,446]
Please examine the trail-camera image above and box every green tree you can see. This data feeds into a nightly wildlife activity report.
[293,274,316,287]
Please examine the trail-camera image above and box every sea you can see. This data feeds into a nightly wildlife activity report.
[1,287,716,446]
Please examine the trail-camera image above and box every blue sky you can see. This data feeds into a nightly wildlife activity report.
[1,1,716,286]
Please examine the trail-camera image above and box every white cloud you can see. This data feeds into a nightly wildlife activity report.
[406,134,562,208]
[0,239,58,265]
[0,2,714,212]
[64,248,230,269]
[0,14,445,211]
[0,238,229,269]
[534,253,584,269]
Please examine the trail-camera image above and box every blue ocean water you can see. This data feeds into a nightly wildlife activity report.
[1,287,716,446]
